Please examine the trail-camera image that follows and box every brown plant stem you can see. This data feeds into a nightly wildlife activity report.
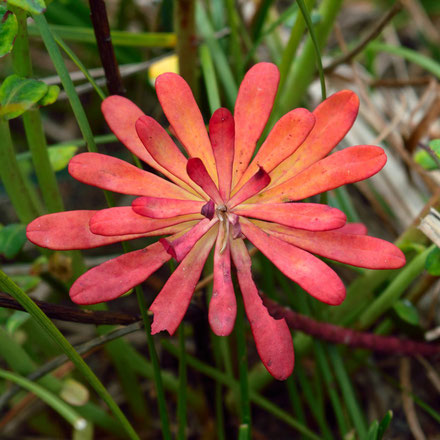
[263,297,440,357]
[88,0,125,95]
[174,0,198,95]
[1,292,439,357]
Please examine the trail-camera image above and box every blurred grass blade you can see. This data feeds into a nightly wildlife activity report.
[196,3,238,107]
[296,0,326,100]
[32,13,98,153]
[52,31,107,100]
[367,42,440,79]
[29,24,176,47]
[0,270,140,440]
[327,346,367,438]
[200,44,221,113]
[358,245,434,329]
[0,368,87,431]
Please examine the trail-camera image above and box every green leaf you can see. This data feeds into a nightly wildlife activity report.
[48,145,78,171]
[428,139,440,159]
[426,246,440,276]
[60,379,90,406]
[17,145,78,172]
[414,150,438,170]
[11,274,41,292]
[0,224,27,258]
[6,310,30,333]
[366,420,379,440]
[0,74,48,119]
[377,410,392,440]
[0,5,18,57]
[392,299,419,325]
[39,84,60,106]
[6,0,46,14]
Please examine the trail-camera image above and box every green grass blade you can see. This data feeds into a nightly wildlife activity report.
[0,368,87,431]
[32,14,98,153]
[296,0,326,100]
[196,3,238,108]
[327,346,367,438]
[0,271,140,440]
[358,245,433,329]
[29,24,176,47]
[53,31,107,100]
[367,41,440,79]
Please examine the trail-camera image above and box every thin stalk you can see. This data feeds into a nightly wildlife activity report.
[135,286,172,440]
[225,0,244,80]
[175,0,198,95]
[32,13,114,207]
[177,324,187,440]
[0,119,41,223]
[278,0,315,92]
[53,32,107,100]
[32,14,98,154]
[0,328,123,434]
[0,271,139,440]
[314,341,349,437]
[196,3,238,107]
[162,340,321,440]
[11,7,64,214]
[358,245,434,329]
[296,362,333,440]
[296,0,326,100]
[199,44,221,113]
[0,369,87,431]
[278,0,343,115]
[327,346,367,438]
[235,293,251,439]
[286,376,307,440]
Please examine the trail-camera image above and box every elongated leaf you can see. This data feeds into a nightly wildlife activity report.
[0,224,27,258]
[425,246,440,275]
[0,5,18,57]
[392,299,419,326]
[7,0,46,14]
[0,75,48,119]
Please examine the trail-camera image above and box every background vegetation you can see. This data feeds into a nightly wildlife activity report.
[0,0,440,438]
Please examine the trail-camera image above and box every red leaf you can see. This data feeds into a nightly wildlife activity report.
[255,220,406,269]
[70,242,171,304]
[269,90,359,187]
[89,207,201,236]
[209,108,235,201]
[232,63,279,187]
[161,217,218,262]
[26,211,146,250]
[234,202,346,231]
[233,108,315,194]
[187,158,223,204]
[254,146,386,203]
[132,197,205,219]
[135,115,207,198]
[69,152,198,200]
[228,167,270,208]
[240,218,346,305]
[230,237,294,380]
[209,223,236,336]
[150,227,217,335]
[156,73,218,183]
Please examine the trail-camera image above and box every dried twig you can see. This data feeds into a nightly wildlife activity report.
[324,1,402,74]
[1,291,439,357]
[400,358,427,440]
